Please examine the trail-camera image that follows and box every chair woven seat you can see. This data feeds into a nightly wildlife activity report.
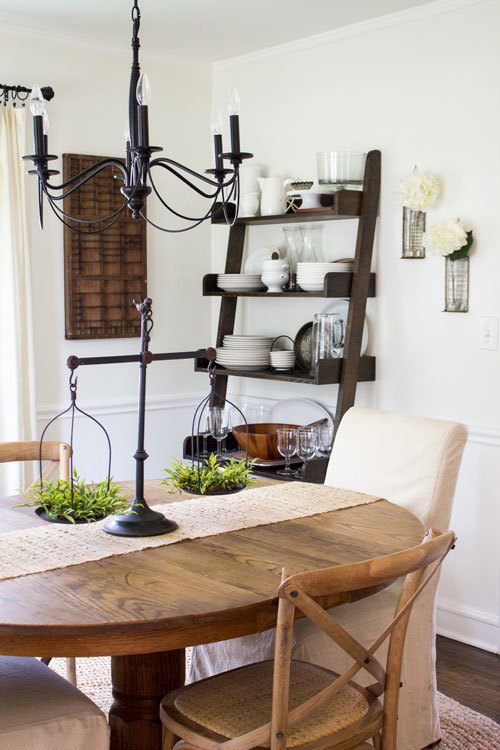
[173,660,370,747]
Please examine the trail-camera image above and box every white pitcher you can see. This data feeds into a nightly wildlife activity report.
[257,177,287,216]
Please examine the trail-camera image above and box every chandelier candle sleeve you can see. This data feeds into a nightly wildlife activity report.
[211,109,224,172]
[136,73,151,148]
[228,88,241,156]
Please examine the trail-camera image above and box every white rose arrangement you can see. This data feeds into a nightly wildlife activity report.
[423,218,473,260]
[399,167,441,212]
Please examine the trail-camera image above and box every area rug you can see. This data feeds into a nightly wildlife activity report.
[50,656,500,749]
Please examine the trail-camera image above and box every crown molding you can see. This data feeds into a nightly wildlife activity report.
[0,17,209,71]
[213,0,489,70]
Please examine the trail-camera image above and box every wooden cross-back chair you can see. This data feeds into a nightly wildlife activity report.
[0,440,77,686]
[0,440,71,482]
[161,529,456,750]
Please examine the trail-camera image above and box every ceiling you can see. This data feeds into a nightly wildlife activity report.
[1,0,433,63]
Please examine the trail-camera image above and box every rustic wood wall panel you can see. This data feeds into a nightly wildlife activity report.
[63,153,147,339]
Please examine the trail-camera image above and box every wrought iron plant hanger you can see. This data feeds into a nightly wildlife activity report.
[23,0,252,233]
[64,298,218,537]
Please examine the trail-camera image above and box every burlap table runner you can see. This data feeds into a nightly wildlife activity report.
[0,483,381,582]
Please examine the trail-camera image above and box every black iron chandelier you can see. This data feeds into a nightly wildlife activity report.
[23,1,252,233]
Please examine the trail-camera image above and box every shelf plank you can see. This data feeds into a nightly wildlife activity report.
[211,191,362,225]
[203,273,376,298]
[195,357,375,384]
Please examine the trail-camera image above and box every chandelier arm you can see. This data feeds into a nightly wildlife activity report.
[220,176,240,228]
[139,211,210,234]
[45,191,128,234]
[148,169,223,221]
[148,160,223,198]
[149,157,236,190]
[42,158,128,193]
[42,183,129,224]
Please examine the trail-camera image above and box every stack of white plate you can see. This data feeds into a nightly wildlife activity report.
[296,261,354,292]
[217,274,265,292]
[270,350,296,371]
[216,335,274,371]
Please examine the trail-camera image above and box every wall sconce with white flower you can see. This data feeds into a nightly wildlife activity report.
[423,218,473,312]
[399,167,441,258]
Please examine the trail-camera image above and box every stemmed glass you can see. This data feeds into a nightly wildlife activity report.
[294,426,317,480]
[208,407,232,458]
[276,427,297,477]
[197,414,211,458]
[316,423,333,457]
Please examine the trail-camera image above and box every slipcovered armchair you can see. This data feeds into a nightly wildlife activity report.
[0,656,109,750]
[188,407,468,750]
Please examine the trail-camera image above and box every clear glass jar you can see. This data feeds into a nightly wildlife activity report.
[445,256,469,312]
[282,227,303,290]
[402,207,426,258]
[300,225,323,263]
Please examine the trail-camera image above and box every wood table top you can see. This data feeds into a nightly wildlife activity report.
[0,480,423,657]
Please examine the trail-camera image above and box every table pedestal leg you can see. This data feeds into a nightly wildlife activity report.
[109,649,185,750]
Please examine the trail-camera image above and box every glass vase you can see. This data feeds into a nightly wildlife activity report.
[402,207,426,258]
[444,256,469,312]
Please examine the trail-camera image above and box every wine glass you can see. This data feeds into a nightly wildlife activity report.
[208,407,231,458]
[276,427,297,477]
[294,426,317,480]
[197,413,211,458]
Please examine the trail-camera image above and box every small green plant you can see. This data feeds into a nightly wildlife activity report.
[162,453,256,495]
[19,470,130,523]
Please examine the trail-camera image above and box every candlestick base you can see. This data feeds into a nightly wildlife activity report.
[103,501,178,537]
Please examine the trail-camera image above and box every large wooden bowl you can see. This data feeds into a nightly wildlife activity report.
[232,423,298,460]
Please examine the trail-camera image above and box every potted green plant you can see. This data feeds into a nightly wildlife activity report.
[162,453,255,495]
[19,471,130,524]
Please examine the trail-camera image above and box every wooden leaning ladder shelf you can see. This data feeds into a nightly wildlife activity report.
[194,149,381,463]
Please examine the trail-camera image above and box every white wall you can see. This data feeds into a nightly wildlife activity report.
[212,0,500,651]
[0,27,214,480]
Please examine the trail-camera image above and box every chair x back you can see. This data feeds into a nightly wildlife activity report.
[161,529,456,750]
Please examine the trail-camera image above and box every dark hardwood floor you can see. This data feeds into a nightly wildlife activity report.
[436,635,499,722]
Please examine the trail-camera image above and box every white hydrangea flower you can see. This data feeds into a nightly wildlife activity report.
[422,218,468,256]
[399,167,441,212]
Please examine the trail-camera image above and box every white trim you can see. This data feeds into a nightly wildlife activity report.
[213,0,488,69]
[467,425,500,447]
[0,19,208,71]
[36,393,202,421]
[437,598,499,653]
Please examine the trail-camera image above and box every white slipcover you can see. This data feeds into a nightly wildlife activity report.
[0,656,109,750]
[189,407,468,750]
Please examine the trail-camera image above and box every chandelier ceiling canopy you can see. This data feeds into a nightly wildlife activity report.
[23,0,252,234]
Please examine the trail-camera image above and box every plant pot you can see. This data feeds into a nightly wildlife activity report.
[181,484,246,496]
[35,507,101,524]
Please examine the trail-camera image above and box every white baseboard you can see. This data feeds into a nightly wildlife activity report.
[437,598,499,653]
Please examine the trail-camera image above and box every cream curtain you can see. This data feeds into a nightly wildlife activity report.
[0,107,37,495]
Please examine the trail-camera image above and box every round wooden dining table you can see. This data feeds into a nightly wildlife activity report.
[0,480,423,750]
